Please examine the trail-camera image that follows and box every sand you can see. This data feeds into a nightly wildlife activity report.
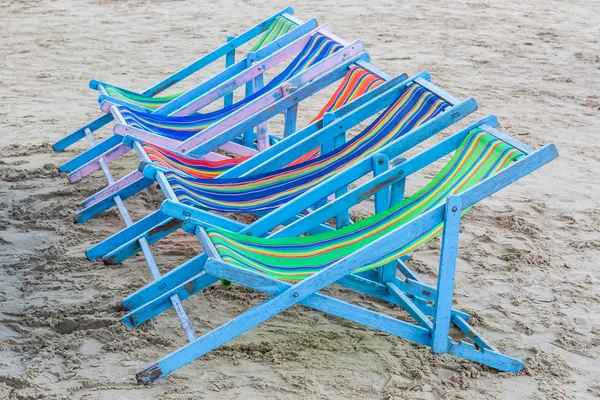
[1,0,599,398]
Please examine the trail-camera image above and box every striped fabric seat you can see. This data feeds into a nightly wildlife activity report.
[250,16,298,51]
[206,130,525,281]
[141,66,385,178]
[104,88,183,111]
[118,34,344,140]
[142,145,244,179]
[102,16,298,111]
[165,84,450,213]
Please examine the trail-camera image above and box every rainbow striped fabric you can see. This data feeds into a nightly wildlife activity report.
[206,130,524,281]
[102,17,298,111]
[141,66,384,179]
[250,16,298,51]
[142,144,245,179]
[104,88,183,111]
[165,84,449,213]
[118,34,344,141]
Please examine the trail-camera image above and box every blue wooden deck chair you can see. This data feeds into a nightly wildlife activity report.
[82,73,478,385]
[125,116,558,383]
[62,28,366,183]
[52,8,314,154]
[75,63,395,224]
[85,71,476,266]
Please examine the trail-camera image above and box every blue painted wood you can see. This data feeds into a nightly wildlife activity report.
[123,271,218,328]
[371,153,396,284]
[386,282,433,331]
[319,112,336,155]
[102,218,184,265]
[337,274,469,320]
[333,134,350,229]
[77,55,378,231]
[129,119,558,381]
[96,95,150,113]
[143,19,319,117]
[59,134,122,173]
[432,195,462,353]
[269,115,499,240]
[121,253,208,311]
[242,51,257,147]
[354,60,393,81]
[283,101,299,138]
[448,342,524,372]
[154,27,326,117]
[414,77,461,106]
[74,177,154,223]
[85,211,172,260]
[451,315,495,351]
[396,258,419,281]
[224,36,235,107]
[53,113,114,152]
[390,156,406,205]
[257,98,477,238]
[480,124,534,155]
[195,226,221,260]
[155,171,178,201]
[372,154,390,213]
[161,200,247,232]
[460,144,558,209]
[253,72,269,150]
[336,274,407,307]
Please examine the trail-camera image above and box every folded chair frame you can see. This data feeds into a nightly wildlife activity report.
[63,24,355,182]
[53,7,312,155]
[129,116,558,384]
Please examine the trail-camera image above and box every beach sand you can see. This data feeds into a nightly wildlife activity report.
[1,0,599,398]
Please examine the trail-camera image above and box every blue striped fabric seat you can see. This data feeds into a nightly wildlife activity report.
[164,84,450,213]
[118,34,344,141]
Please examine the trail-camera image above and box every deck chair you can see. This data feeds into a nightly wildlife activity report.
[90,73,478,385]
[63,29,365,183]
[125,117,558,383]
[86,70,476,266]
[76,63,394,224]
[53,8,314,154]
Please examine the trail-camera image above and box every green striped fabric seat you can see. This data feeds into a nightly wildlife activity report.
[206,130,524,281]
[104,87,183,111]
[250,16,298,51]
[102,16,298,111]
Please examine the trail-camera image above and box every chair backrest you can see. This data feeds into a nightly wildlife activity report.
[163,83,450,213]
[116,34,345,140]
[204,130,525,280]
[250,16,298,51]
[140,66,386,178]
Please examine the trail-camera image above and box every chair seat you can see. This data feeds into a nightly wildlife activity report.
[105,87,183,111]
[164,84,450,213]
[114,34,345,141]
[140,66,385,179]
[206,130,524,281]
